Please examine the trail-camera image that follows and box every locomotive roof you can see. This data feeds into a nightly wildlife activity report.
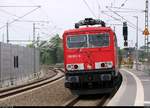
[64,26,113,34]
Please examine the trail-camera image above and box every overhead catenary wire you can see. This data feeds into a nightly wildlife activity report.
[107,7,136,26]
[85,0,143,33]
[106,7,143,32]
[0,4,52,44]
[96,0,101,18]
[82,0,97,18]
[107,23,122,26]
[101,11,121,22]
[0,2,61,45]
[101,11,143,33]
[29,0,63,35]
[119,0,129,9]
[107,6,145,12]
[0,6,41,30]
[0,5,40,7]
[101,10,145,13]
[15,20,49,23]
[0,8,19,18]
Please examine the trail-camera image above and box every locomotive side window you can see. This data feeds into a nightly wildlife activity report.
[88,33,109,48]
[67,35,87,48]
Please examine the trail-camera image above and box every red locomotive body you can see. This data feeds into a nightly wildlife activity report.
[63,18,120,95]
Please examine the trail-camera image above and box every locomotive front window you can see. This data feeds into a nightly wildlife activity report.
[88,33,109,48]
[67,35,87,48]
[67,33,109,48]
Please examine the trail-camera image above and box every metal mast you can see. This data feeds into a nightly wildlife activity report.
[6,22,9,43]
[145,0,149,53]
[33,23,36,76]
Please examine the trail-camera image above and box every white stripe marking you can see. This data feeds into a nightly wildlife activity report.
[122,69,144,106]
[144,101,150,104]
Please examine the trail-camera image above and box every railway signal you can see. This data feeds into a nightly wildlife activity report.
[124,41,128,46]
[123,22,128,46]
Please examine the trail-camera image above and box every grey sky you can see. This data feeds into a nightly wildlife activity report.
[0,0,147,48]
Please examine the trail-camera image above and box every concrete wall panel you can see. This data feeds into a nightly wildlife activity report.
[0,42,40,86]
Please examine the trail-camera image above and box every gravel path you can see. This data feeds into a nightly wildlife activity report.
[0,77,75,106]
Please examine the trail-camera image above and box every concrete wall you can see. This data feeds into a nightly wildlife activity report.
[0,42,40,87]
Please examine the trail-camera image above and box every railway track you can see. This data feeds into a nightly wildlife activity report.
[0,67,65,99]
[63,94,111,106]
[0,64,122,106]
[64,89,120,106]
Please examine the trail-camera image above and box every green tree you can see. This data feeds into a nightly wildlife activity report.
[33,34,64,65]
[27,43,34,48]
[26,34,64,66]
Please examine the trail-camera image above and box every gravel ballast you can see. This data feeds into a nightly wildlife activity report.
[0,76,75,106]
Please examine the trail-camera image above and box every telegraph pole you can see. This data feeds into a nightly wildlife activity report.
[133,16,138,70]
[33,23,36,75]
[32,22,48,76]
[6,22,9,43]
[144,0,149,53]
[2,33,4,42]
[33,23,36,42]
[37,33,40,47]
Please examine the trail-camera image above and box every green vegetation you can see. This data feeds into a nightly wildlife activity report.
[118,48,134,68]
[27,34,64,65]
[138,51,147,62]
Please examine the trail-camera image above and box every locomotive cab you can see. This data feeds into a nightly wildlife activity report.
[63,18,119,95]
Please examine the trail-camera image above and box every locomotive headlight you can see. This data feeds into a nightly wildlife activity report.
[95,61,113,69]
[66,64,73,70]
[74,65,78,69]
[101,63,105,67]
[66,63,84,71]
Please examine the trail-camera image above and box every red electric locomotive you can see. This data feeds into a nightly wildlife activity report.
[63,18,120,95]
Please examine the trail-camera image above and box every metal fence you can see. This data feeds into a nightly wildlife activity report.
[0,42,40,88]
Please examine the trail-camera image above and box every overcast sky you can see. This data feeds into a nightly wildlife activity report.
[0,0,147,48]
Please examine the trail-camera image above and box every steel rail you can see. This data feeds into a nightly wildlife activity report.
[0,68,64,99]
